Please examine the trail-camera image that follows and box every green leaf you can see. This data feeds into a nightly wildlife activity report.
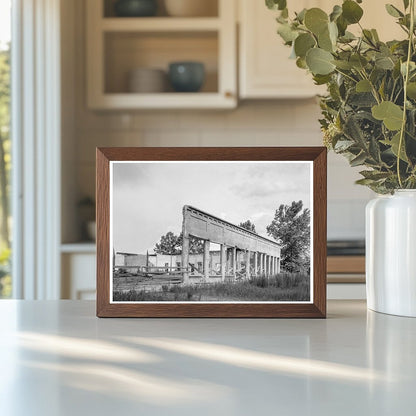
[330,5,342,22]
[371,29,380,42]
[304,8,329,35]
[363,29,376,46]
[339,31,356,43]
[360,170,391,181]
[336,15,348,36]
[375,55,395,70]
[372,101,404,131]
[318,27,334,52]
[356,79,372,92]
[350,54,368,70]
[350,152,367,167]
[296,57,308,69]
[294,33,316,58]
[333,60,353,70]
[334,139,354,151]
[266,0,287,11]
[277,23,298,43]
[313,74,332,85]
[344,114,367,147]
[342,0,364,24]
[403,0,410,9]
[382,132,409,162]
[385,4,404,18]
[328,21,338,44]
[355,178,377,186]
[401,61,416,76]
[306,48,335,75]
[296,8,307,23]
[407,82,416,99]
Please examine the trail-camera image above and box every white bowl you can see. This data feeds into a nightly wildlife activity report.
[128,68,167,93]
[164,0,218,17]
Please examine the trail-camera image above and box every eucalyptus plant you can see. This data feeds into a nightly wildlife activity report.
[266,0,416,193]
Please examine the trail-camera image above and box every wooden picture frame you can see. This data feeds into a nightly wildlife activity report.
[96,147,327,318]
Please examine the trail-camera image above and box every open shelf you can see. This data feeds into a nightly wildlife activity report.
[104,31,218,94]
[87,0,236,109]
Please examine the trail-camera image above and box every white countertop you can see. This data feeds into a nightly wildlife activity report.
[0,300,415,415]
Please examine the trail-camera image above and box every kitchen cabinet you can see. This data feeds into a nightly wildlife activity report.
[238,0,404,99]
[61,245,96,300]
[86,0,237,109]
[239,0,325,99]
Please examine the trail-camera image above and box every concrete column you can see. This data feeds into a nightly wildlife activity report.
[262,254,266,276]
[203,240,210,283]
[221,244,227,282]
[232,246,237,280]
[259,253,264,275]
[264,255,267,276]
[268,255,272,277]
[271,256,275,276]
[254,252,258,277]
[245,250,251,280]
[277,257,281,273]
[182,235,190,284]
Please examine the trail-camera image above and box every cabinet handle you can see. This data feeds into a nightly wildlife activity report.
[225,91,234,99]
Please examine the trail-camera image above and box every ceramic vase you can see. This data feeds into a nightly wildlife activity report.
[366,190,416,317]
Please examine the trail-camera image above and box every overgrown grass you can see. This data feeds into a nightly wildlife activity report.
[113,273,310,302]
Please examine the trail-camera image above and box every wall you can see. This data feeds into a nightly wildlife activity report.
[62,0,374,243]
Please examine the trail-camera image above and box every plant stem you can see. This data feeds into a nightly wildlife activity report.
[334,68,358,84]
[397,0,415,188]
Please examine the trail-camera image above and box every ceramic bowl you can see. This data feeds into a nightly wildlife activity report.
[168,62,205,92]
[114,0,158,17]
[128,68,167,93]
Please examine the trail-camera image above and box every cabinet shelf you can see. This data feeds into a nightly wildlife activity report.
[101,17,221,32]
[86,0,236,110]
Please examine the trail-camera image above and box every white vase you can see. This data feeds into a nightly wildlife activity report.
[366,190,416,317]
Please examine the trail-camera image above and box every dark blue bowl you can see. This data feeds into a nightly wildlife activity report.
[114,0,157,17]
[168,62,205,93]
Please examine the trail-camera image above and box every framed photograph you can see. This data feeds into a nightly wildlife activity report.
[96,147,327,318]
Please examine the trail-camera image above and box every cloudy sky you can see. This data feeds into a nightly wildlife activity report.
[112,161,312,254]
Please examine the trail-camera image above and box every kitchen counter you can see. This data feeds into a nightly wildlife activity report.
[0,300,415,415]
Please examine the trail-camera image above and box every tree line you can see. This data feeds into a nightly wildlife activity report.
[154,201,310,273]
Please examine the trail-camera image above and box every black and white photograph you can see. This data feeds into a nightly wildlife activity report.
[110,161,313,303]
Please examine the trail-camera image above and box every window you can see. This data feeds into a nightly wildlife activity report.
[0,0,11,298]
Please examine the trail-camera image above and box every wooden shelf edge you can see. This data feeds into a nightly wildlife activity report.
[101,17,221,32]
[88,93,237,110]
[327,255,365,274]
[61,243,96,254]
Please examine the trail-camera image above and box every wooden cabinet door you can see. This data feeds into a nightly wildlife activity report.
[239,0,327,99]
[238,0,404,99]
